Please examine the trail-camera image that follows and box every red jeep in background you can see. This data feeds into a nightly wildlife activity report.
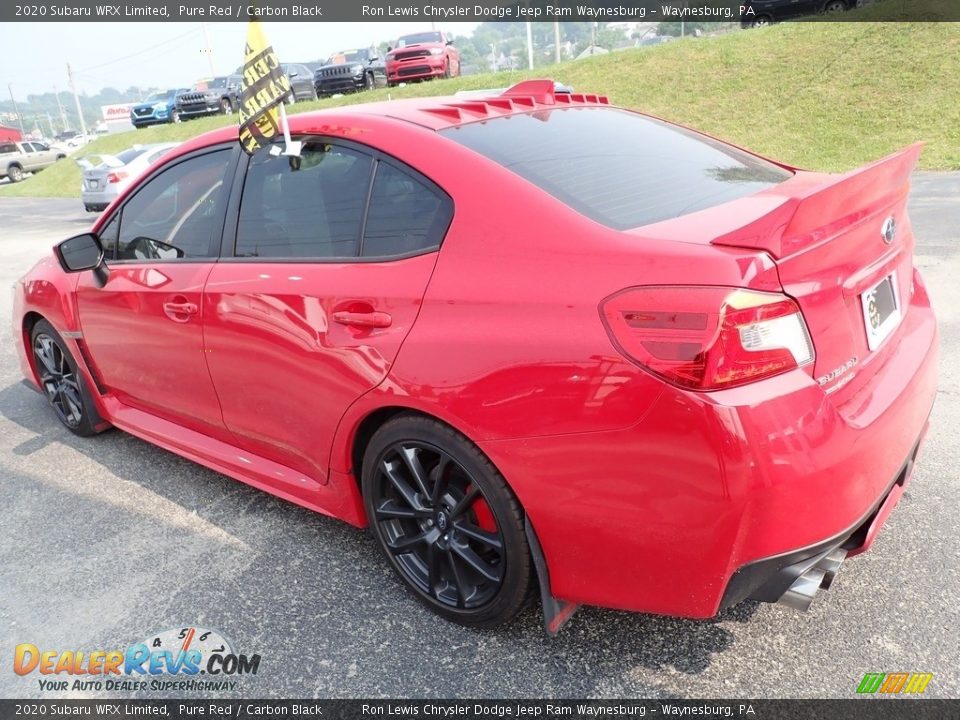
[385,30,461,86]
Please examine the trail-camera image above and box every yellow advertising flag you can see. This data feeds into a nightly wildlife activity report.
[238,20,292,155]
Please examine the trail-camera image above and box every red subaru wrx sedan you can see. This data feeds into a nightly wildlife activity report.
[13,80,937,631]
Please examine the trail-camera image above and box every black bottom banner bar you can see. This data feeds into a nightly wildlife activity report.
[0,700,956,720]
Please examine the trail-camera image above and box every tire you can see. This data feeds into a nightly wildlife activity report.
[170,109,180,124]
[7,164,24,183]
[443,60,452,79]
[823,0,846,11]
[30,320,104,437]
[364,72,376,91]
[56,154,66,160]
[220,98,233,115]
[751,15,773,26]
[362,414,533,628]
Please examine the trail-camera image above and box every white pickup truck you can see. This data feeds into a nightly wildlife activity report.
[0,141,67,183]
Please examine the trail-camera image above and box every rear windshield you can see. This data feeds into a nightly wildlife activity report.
[116,147,149,165]
[441,107,792,230]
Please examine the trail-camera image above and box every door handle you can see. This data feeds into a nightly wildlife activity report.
[332,310,392,328]
[163,300,199,322]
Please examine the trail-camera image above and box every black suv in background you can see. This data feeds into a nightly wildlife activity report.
[741,0,852,25]
[176,75,243,119]
[313,48,386,97]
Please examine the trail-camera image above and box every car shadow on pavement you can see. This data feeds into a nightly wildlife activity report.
[1,379,758,697]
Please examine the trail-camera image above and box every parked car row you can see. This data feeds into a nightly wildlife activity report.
[126,30,462,128]
[741,0,856,26]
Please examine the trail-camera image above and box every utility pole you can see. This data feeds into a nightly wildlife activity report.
[45,112,56,137]
[554,22,561,64]
[526,22,534,70]
[66,62,88,137]
[53,85,68,133]
[201,22,216,77]
[7,84,26,136]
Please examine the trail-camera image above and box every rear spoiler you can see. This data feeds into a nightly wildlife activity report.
[74,154,125,171]
[712,143,923,259]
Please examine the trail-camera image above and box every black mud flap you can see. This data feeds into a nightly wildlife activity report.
[525,517,579,635]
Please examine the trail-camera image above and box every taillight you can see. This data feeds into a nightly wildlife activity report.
[600,286,814,390]
[106,171,128,184]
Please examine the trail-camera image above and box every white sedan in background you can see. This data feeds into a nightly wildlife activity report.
[77,142,179,212]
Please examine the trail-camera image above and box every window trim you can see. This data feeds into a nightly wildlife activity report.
[96,142,243,265]
[220,135,454,264]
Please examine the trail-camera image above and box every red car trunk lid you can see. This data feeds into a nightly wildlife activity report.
[712,144,922,392]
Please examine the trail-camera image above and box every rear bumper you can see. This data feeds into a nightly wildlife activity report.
[719,433,923,610]
[478,268,938,617]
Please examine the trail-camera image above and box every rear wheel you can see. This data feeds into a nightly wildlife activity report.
[31,320,101,437]
[362,415,532,628]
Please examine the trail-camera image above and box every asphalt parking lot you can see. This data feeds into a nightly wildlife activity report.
[0,176,957,699]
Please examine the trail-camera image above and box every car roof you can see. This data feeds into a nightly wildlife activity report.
[173,79,611,156]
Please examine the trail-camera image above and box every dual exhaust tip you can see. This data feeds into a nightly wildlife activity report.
[778,548,847,612]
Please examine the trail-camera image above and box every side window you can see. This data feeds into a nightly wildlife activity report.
[115,150,232,261]
[34,143,49,151]
[361,162,452,257]
[235,142,372,259]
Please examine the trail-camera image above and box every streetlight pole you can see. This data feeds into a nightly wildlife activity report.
[554,21,561,63]
[7,84,26,136]
[526,22,534,70]
[53,85,68,133]
[66,62,88,137]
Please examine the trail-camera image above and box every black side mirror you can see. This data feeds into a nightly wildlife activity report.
[56,233,109,286]
[56,233,103,272]
[447,39,454,46]
[386,46,393,52]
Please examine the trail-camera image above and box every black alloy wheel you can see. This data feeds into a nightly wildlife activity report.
[363,415,532,627]
[30,320,100,436]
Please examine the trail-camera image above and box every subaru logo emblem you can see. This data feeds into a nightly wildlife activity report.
[881,216,896,245]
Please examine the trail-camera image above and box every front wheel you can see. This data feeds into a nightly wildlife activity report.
[364,72,376,91]
[7,165,24,183]
[31,320,103,436]
[220,98,233,115]
[170,109,181,123]
[362,415,533,628]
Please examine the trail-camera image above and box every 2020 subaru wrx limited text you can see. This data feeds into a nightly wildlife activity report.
[13,80,937,631]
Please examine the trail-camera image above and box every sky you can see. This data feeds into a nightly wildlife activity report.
[0,22,480,100]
